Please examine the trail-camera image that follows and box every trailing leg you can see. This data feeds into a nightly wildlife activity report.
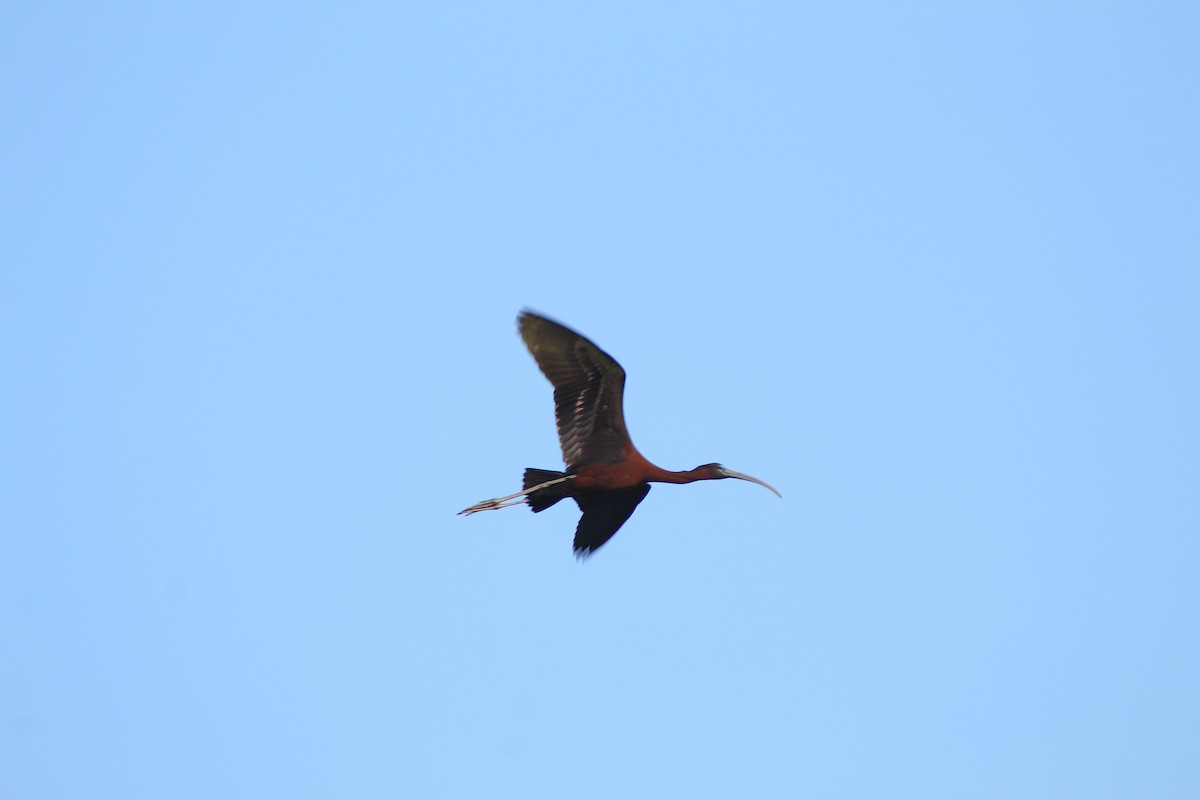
[458,471,574,515]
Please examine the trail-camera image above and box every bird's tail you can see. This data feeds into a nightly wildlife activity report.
[524,468,570,513]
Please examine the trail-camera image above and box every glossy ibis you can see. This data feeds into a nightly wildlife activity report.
[459,311,780,557]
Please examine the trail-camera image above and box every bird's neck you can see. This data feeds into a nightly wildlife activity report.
[646,464,710,485]
[621,446,711,485]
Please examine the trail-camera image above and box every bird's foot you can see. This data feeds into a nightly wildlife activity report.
[458,500,496,515]
[458,497,526,515]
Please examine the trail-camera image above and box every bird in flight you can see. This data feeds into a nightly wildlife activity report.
[460,311,780,557]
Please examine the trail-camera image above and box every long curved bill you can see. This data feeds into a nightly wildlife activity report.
[718,467,782,498]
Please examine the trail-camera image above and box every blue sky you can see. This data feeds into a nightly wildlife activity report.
[2,3,1198,798]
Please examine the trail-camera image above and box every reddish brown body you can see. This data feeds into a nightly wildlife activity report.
[459,311,780,557]
[570,445,720,492]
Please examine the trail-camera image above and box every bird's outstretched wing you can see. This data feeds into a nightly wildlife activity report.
[573,485,651,557]
[518,311,633,467]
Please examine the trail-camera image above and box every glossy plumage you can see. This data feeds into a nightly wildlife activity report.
[460,311,780,557]
[518,311,631,467]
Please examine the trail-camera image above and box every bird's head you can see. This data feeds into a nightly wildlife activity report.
[697,463,782,497]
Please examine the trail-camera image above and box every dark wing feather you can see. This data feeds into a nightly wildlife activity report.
[572,485,651,557]
[518,311,632,466]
